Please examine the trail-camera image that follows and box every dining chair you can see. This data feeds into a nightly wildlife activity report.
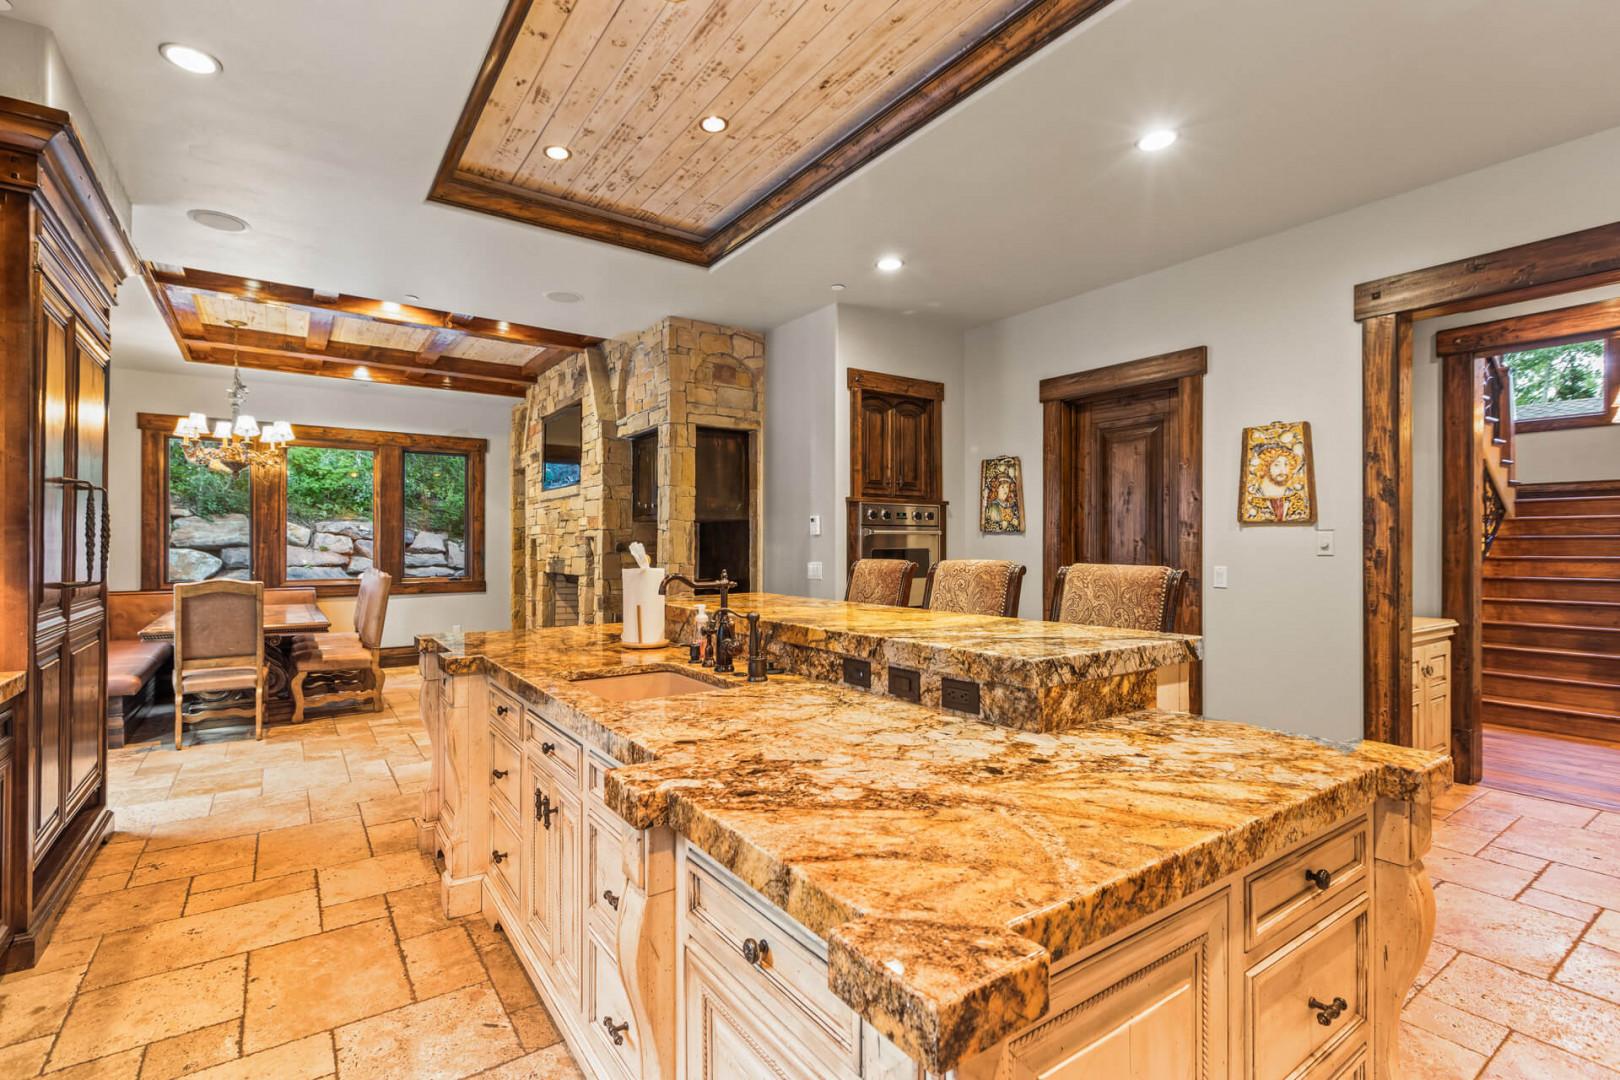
[172,579,266,749]
[290,568,392,722]
[845,558,918,607]
[1048,563,1187,633]
[921,559,1026,618]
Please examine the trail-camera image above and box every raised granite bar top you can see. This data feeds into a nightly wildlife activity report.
[421,622,1446,1071]
[0,670,24,706]
[666,591,1202,688]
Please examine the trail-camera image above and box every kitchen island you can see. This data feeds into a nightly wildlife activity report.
[417,608,1445,1080]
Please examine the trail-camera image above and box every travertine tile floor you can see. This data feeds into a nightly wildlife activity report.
[6,675,1620,1079]
[0,669,583,1079]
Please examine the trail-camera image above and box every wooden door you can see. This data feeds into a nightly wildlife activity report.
[1076,390,1179,568]
[889,397,930,499]
[66,330,108,814]
[857,396,893,497]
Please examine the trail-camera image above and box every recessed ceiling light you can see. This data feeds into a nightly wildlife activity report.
[187,208,248,232]
[496,321,510,331]
[543,145,571,161]
[875,255,904,273]
[1135,128,1178,152]
[352,366,372,381]
[380,300,402,313]
[403,293,421,303]
[700,115,728,134]
[544,291,583,304]
[159,43,222,75]
[830,283,846,291]
[243,279,261,291]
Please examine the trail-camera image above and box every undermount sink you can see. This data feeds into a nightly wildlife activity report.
[574,670,729,702]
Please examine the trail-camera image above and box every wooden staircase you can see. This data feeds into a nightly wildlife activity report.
[1482,483,1620,739]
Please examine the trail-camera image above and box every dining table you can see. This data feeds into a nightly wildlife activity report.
[139,602,332,721]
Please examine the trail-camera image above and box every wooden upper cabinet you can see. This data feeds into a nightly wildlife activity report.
[848,370,943,502]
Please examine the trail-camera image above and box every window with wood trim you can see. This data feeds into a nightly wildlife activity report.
[140,413,486,595]
[1503,333,1619,431]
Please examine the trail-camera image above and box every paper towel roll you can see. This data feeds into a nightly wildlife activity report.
[621,567,667,646]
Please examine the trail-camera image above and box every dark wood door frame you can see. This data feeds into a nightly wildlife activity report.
[1041,347,1205,704]
[1356,219,1620,782]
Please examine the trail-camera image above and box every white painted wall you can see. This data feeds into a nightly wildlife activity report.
[107,366,513,648]
[955,124,1620,741]
[1515,425,1620,484]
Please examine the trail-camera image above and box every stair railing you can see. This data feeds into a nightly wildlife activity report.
[1481,356,1517,546]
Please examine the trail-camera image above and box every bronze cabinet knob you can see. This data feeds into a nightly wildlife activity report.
[541,741,556,755]
[1309,996,1348,1025]
[602,1017,629,1046]
[1304,867,1332,890]
[495,704,510,716]
[491,850,507,864]
[741,937,771,966]
[603,890,620,911]
[491,769,508,779]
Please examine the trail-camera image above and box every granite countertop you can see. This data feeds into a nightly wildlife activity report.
[0,670,24,706]
[421,623,1447,1071]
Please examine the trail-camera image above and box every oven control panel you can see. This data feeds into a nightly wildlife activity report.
[859,502,941,526]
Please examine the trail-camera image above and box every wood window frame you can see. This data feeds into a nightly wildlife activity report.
[1039,346,1205,707]
[1356,219,1620,783]
[138,413,486,596]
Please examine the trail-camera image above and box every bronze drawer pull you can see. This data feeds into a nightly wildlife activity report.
[602,1016,629,1046]
[1309,996,1347,1026]
[491,769,508,779]
[491,850,508,864]
[603,889,620,911]
[541,741,556,755]
[1304,867,1332,890]
[741,937,771,966]
[535,791,557,829]
[495,704,510,717]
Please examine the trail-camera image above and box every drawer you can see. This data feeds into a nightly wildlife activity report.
[588,810,636,935]
[533,714,582,784]
[586,930,642,1080]
[488,804,521,905]
[1246,896,1368,1080]
[489,684,523,740]
[488,726,521,817]
[685,854,859,1072]
[1245,818,1367,951]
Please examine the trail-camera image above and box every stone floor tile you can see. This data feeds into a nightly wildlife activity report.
[388,882,454,940]
[1481,1033,1620,1079]
[166,767,263,800]
[54,879,190,942]
[473,1044,585,1079]
[508,1003,564,1051]
[110,795,215,835]
[1403,992,1508,1055]
[1432,882,1586,977]
[358,792,420,827]
[1522,887,1601,922]
[403,926,487,999]
[1433,819,1502,856]
[46,956,246,1070]
[1444,803,1523,836]
[307,779,404,822]
[260,756,351,794]
[0,964,83,1047]
[366,818,419,855]
[1537,863,1620,910]
[334,984,523,1080]
[1589,811,1620,837]
[86,839,146,878]
[242,918,411,1053]
[1397,1023,1487,1080]
[85,890,320,989]
[1586,909,1620,952]
[128,834,258,888]
[76,872,131,897]
[141,793,310,853]
[1556,942,1620,1007]
[0,933,98,983]
[1474,789,1600,827]
[1495,818,1620,878]
[0,1036,52,1077]
[43,1046,144,1079]
[1427,952,1620,1071]
[187,870,315,915]
[317,850,436,906]
[138,1018,242,1080]
[1427,847,1539,898]
[479,936,540,1012]
[1413,941,1458,996]
[1436,783,1486,815]
[323,894,389,931]
[254,817,371,879]
[181,1032,333,1080]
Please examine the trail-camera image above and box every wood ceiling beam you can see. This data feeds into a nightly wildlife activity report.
[188,344,527,398]
[182,328,535,386]
[522,346,577,379]
[418,328,460,366]
[306,309,335,350]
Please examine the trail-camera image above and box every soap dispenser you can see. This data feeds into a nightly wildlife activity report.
[690,603,709,665]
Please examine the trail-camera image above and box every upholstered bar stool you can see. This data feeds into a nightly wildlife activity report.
[845,558,918,607]
[172,579,266,748]
[921,559,1026,618]
[290,568,392,722]
[1048,563,1187,632]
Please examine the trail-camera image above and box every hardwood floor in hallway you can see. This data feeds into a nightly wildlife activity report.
[0,670,583,1079]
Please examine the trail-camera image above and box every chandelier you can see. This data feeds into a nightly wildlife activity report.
[172,319,294,475]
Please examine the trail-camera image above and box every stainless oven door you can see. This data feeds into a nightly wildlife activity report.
[859,527,941,606]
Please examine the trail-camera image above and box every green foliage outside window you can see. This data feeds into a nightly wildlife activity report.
[1506,340,1604,410]
[286,446,374,525]
[167,437,250,518]
[405,451,467,541]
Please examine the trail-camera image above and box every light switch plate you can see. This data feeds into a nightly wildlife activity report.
[1212,565,1228,589]
[1315,529,1335,556]
[807,561,823,581]
[808,514,822,536]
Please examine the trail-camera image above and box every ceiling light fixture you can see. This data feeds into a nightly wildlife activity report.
[170,320,294,475]
[187,209,249,232]
[543,145,571,161]
[1135,128,1178,152]
[496,320,511,331]
[159,43,222,75]
[830,284,846,291]
[700,115,728,134]
[243,279,261,291]
[875,255,904,273]
[544,291,583,304]
[381,300,402,313]
[403,293,421,303]
[352,366,372,381]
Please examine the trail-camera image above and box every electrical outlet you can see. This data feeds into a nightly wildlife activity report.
[807,561,823,581]
[808,514,822,536]
[1212,565,1229,589]
[1316,529,1335,557]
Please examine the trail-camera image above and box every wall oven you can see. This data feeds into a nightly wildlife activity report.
[857,501,942,606]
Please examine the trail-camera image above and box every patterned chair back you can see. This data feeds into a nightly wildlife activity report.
[1048,563,1186,633]
[845,559,918,607]
[922,559,1026,618]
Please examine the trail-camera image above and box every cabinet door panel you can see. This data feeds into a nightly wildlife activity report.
[858,397,893,497]
[553,786,582,998]
[889,398,930,499]
[684,943,821,1080]
[66,628,103,814]
[523,756,557,964]
[31,646,66,855]
[73,334,108,594]
[39,293,71,610]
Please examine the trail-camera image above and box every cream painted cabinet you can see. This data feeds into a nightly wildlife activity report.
[1411,618,1456,755]
[684,941,824,1080]
[522,747,582,1001]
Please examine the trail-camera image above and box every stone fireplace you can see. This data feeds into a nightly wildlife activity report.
[513,317,765,628]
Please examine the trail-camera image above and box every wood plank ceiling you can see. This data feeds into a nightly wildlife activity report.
[431,0,1121,265]
[146,265,601,397]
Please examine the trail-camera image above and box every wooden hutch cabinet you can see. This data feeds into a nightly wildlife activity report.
[0,97,137,970]
[849,369,941,502]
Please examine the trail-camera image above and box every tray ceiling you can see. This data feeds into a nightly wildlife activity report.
[432,0,1119,265]
[147,265,600,397]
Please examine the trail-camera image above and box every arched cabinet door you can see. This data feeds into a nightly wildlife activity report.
[888,397,932,500]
